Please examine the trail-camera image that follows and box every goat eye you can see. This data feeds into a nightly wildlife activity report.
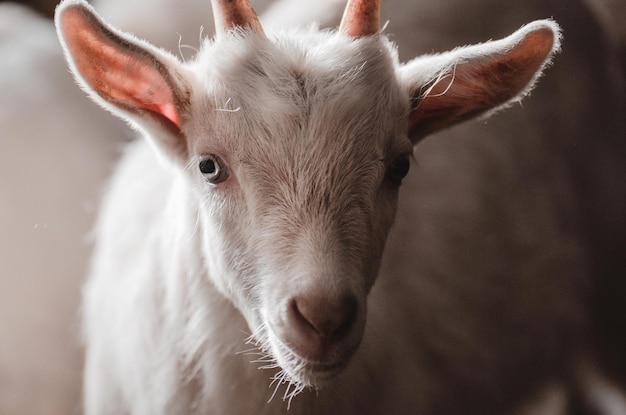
[387,155,410,185]
[199,155,227,184]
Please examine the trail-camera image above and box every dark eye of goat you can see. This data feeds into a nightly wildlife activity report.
[199,155,227,184]
[387,155,410,185]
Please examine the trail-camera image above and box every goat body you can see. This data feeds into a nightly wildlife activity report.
[55,0,625,413]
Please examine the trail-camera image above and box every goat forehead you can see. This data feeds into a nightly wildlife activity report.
[195,27,402,88]
[189,29,408,174]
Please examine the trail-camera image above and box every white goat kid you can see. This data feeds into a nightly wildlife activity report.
[55,0,560,413]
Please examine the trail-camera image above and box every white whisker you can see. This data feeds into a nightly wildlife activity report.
[198,25,205,46]
[215,97,241,113]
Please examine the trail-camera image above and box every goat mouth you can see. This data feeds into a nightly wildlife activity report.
[301,359,350,383]
[275,344,352,389]
[279,353,351,388]
[266,329,354,387]
[244,324,356,404]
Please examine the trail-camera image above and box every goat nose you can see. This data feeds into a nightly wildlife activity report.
[289,294,358,348]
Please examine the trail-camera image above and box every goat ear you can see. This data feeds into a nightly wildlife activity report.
[55,0,189,159]
[399,20,561,143]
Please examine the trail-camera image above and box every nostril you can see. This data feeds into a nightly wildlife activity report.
[332,297,357,341]
[290,294,358,342]
[290,299,317,334]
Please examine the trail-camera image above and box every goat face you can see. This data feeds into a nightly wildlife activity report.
[56,0,560,395]
[185,31,410,387]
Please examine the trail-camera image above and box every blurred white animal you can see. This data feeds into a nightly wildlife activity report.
[0,3,125,414]
[54,0,594,414]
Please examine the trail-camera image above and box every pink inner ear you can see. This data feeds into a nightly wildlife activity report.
[105,55,181,127]
[408,25,556,141]
[60,6,180,128]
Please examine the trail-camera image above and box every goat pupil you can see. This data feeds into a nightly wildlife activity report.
[199,159,216,175]
[388,156,410,184]
[198,155,228,184]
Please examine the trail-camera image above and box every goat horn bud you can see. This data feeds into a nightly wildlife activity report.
[339,0,380,38]
[211,0,264,36]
